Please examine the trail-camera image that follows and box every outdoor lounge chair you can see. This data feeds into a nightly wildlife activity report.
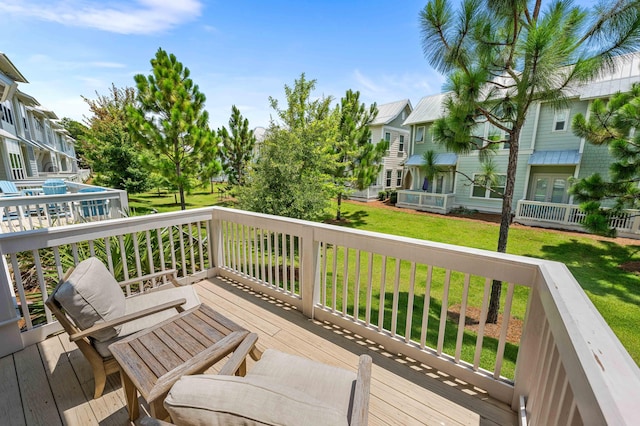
[141,348,372,426]
[45,257,201,398]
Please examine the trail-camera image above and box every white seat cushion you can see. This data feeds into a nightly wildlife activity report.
[54,257,125,342]
[164,375,348,426]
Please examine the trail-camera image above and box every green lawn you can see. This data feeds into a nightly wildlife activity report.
[128,188,640,369]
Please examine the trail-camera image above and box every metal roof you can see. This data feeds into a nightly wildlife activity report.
[403,153,458,166]
[0,53,28,83]
[402,93,449,126]
[0,129,18,141]
[528,150,581,165]
[370,99,412,125]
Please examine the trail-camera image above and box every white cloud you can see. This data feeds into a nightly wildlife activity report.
[89,62,127,69]
[0,0,203,35]
[351,68,446,105]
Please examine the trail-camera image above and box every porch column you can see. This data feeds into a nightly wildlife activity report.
[301,226,320,319]
[0,249,24,357]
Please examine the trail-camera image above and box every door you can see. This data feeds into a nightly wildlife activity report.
[6,139,26,180]
[530,174,570,203]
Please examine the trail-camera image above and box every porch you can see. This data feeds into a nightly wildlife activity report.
[0,207,637,425]
[396,189,455,214]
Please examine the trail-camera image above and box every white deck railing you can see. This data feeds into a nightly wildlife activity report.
[396,190,455,214]
[350,185,384,201]
[515,200,640,237]
[0,207,637,424]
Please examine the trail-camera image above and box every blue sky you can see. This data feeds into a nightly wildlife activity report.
[0,0,442,129]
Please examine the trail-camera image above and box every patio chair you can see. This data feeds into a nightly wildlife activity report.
[142,348,373,426]
[45,257,201,399]
[0,180,36,196]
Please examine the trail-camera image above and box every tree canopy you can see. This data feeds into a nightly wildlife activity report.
[571,83,640,236]
[127,48,218,210]
[218,105,256,186]
[420,0,640,322]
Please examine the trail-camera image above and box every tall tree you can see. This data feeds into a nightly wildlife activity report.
[80,85,149,193]
[127,48,218,210]
[571,83,640,236]
[420,0,640,322]
[332,90,388,220]
[237,74,336,220]
[218,105,256,186]
[60,118,89,168]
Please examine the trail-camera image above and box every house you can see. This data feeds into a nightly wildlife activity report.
[0,52,79,181]
[398,52,640,237]
[350,99,412,201]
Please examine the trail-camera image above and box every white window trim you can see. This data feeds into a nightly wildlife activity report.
[399,135,404,152]
[385,169,392,187]
[396,170,402,187]
[470,173,506,200]
[415,126,425,143]
[552,109,570,132]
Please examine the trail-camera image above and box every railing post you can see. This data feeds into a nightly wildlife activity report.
[0,249,24,357]
[301,225,320,319]
[116,189,129,217]
[209,210,224,275]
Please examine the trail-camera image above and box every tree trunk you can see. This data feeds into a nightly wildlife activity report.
[336,193,343,221]
[486,129,520,324]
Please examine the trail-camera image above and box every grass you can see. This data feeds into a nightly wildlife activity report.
[127,187,640,370]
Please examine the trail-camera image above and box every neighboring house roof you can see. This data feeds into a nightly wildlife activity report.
[15,90,39,106]
[403,153,458,166]
[403,92,449,126]
[370,99,412,125]
[0,129,19,141]
[528,150,582,165]
[0,52,28,83]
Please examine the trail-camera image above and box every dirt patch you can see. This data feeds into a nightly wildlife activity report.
[447,304,523,344]
[619,260,640,275]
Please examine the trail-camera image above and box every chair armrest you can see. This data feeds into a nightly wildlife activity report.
[350,354,372,426]
[147,330,249,402]
[118,269,178,288]
[218,332,259,376]
[68,298,186,342]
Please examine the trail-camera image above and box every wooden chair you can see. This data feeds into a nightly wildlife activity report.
[45,257,201,398]
[141,346,372,426]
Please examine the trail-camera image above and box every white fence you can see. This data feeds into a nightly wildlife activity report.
[514,200,640,237]
[0,207,637,424]
[396,190,455,214]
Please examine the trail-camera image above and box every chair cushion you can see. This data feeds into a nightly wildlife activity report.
[246,349,357,417]
[54,257,125,342]
[164,375,348,426]
[94,285,201,357]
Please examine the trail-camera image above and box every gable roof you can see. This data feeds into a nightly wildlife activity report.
[0,52,28,83]
[402,92,449,126]
[370,99,412,125]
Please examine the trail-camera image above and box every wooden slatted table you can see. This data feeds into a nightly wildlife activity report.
[109,304,256,420]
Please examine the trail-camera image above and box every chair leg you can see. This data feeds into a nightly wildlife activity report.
[93,364,107,399]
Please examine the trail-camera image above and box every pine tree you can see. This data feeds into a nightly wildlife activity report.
[332,90,387,220]
[127,48,218,210]
[420,0,640,322]
[218,105,256,186]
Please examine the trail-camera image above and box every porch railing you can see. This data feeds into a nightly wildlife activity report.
[350,185,383,200]
[0,207,637,424]
[514,200,640,237]
[396,190,455,214]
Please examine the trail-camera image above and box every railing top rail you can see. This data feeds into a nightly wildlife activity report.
[0,207,214,253]
[536,261,640,424]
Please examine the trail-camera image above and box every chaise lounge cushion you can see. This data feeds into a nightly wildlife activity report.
[164,349,357,426]
[54,257,125,342]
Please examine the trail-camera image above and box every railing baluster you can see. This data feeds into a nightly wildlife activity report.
[354,249,361,320]
[178,226,187,278]
[105,238,114,274]
[331,245,338,311]
[248,227,255,279]
[437,269,451,355]
[420,265,433,349]
[260,228,266,282]
[391,258,401,336]
[342,247,349,316]
[539,348,562,424]
[405,262,416,343]
[11,253,32,329]
[71,243,79,265]
[281,233,287,292]
[321,242,327,307]
[198,221,205,271]
[473,278,492,370]
[32,250,51,323]
[188,223,196,276]
[494,282,515,378]
[267,230,273,285]
[88,240,95,257]
[378,255,387,332]
[365,252,373,326]
[145,230,156,286]
[156,229,166,280]
[455,273,471,363]
[289,234,295,294]
[118,234,130,295]
[169,225,177,272]
[274,232,280,289]
[133,232,143,280]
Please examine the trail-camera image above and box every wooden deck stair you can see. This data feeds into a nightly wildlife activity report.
[0,277,516,426]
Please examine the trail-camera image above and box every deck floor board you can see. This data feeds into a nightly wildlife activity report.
[2,277,517,426]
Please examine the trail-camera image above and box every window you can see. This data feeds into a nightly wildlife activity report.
[396,170,402,187]
[502,130,511,150]
[471,174,506,199]
[553,109,569,132]
[385,132,391,142]
[415,126,425,143]
[385,170,392,187]
[1,104,14,125]
[399,135,404,152]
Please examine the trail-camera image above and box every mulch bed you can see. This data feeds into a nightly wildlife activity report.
[448,304,523,343]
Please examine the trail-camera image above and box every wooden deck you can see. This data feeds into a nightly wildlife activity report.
[0,277,517,426]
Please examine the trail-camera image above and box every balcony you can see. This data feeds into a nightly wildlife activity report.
[514,200,640,238]
[0,207,637,425]
[0,180,127,232]
[396,190,455,214]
